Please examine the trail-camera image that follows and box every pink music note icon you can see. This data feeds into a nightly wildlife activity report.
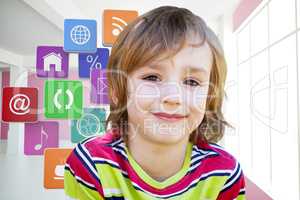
[24,121,59,155]
[34,126,48,150]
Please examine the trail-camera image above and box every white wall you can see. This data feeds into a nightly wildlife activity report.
[222,0,300,199]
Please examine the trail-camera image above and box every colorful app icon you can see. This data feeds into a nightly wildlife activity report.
[103,10,138,46]
[36,46,69,78]
[44,148,73,189]
[91,68,109,104]
[79,48,109,78]
[2,87,38,122]
[44,80,83,119]
[24,121,59,155]
[71,108,106,143]
[64,19,97,53]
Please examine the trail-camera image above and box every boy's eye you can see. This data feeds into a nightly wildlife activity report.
[141,75,202,87]
[183,79,200,87]
[142,75,161,82]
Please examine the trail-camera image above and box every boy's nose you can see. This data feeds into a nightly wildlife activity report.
[160,82,182,106]
[162,95,180,106]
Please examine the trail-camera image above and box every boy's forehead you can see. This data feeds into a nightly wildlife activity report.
[149,42,213,72]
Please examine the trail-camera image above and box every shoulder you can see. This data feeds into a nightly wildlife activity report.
[204,144,246,199]
[65,129,125,181]
[77,128,124,160]
[192,140,243,177]
[64,130,121,198]
[205,143,245,192]
[207,142,238,169]
[66,129,120,164]
[199,140,239,167]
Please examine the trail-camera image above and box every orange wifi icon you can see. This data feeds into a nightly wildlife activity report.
[103,9,138,46]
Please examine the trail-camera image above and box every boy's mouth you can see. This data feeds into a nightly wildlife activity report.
[152,112,188,122]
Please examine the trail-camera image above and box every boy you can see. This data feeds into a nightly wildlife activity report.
[65,6,245,200]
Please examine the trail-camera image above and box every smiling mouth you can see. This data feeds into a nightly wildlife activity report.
[152,112,188,122]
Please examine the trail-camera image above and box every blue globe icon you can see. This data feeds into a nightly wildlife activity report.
[70,25,91,45]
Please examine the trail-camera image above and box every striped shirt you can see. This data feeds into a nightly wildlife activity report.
[64,129,246,200]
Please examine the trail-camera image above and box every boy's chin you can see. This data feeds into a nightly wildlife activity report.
[144,130,188,145]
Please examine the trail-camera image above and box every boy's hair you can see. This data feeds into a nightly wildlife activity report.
[105,6,231,143]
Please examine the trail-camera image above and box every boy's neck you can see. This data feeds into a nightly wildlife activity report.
[126,131,190,182]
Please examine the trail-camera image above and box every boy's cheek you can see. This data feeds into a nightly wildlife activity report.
[134,82,160,98]
[127,91,156,114]
[134,98,154,113]
[184,88,208,108]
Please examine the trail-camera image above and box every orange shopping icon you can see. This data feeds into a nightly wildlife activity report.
[44,148,73,189]
[103,9,138,46]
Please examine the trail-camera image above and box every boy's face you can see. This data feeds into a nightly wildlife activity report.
[126,40,213,145]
